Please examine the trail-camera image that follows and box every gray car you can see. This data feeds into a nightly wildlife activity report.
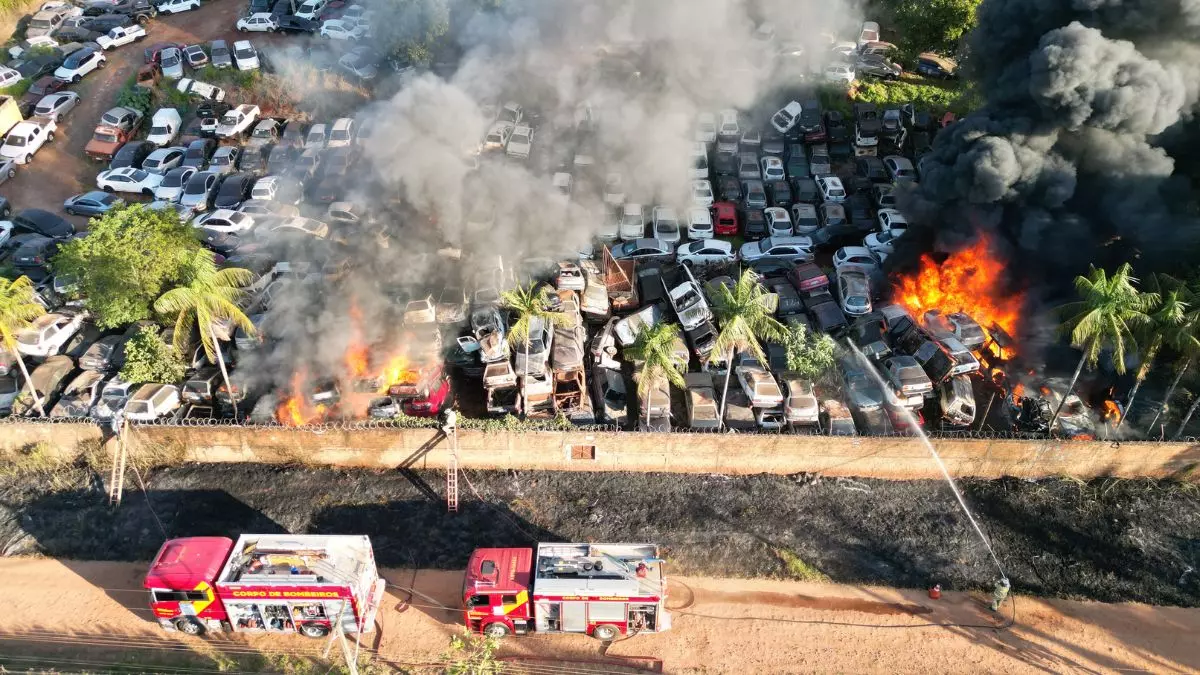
[209,145,240,176]
[33,91,81,122]
[856,54,902,80]
[0,157,15,185]
[210,39,232,68]
[159,46,184,79]
[63,190,123,216]
[179,170,218,211]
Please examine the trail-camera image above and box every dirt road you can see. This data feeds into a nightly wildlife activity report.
[0,558,1195,674]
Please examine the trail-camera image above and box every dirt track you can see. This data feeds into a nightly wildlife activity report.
[3,463,1199,608]
[0,557,1196,674]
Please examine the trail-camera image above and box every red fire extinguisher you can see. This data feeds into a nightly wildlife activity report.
[929,584,942,600]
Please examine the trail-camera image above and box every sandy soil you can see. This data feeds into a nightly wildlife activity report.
[0,557,1196,674]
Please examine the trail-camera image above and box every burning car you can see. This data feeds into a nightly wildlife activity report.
[470,306,509,363]
[401,377,451,417]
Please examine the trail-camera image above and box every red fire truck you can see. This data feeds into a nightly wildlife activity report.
[144,534,386,638]
[463,542,671,641]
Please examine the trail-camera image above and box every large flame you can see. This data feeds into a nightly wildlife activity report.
[893,235,1022,342]
[344,300,370,378]
[276,370,327,426]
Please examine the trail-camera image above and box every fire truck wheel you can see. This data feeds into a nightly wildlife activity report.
[174,617,205,636]
[299,623,330,638]
[482,622,511,638]
[591,624,619,641]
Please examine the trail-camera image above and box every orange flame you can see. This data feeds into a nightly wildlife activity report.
[893,235,1022,344]
[1011,383,1026,399]
[276,370,327,426]
[379,354,411,393]
[1102,400,1121,423]
[344,300,370,378]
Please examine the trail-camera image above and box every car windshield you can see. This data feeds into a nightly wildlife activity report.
[213,45,228,57]
[161,51,179,67]
[220,113,238,125]
[126,401,149,415]
[330,128,349,141]
[5,136,26,147]
[30,18,53,28]
[162,172,185,187]
[93,130,119,143]
[235,46,254,58]
[186,178,208,194]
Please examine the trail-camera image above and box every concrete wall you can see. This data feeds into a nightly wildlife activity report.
[3,422,1197,480]
[128,425,1200,480]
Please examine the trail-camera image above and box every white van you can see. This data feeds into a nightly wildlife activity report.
[146,108,182,146]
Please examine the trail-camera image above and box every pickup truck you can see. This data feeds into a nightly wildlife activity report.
[84,123,132,161]
[1,120,56,164]
[96,23,146,49]
[215,104,260,138]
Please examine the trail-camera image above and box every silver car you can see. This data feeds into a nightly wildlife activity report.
[33,91,81,122]
[160,46,185,79]
[179,171,218,211]
[210,40,232,69]
[0,157,15,185]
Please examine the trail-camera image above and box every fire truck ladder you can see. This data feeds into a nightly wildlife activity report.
[446,428,459,513]
[108,419,129,506]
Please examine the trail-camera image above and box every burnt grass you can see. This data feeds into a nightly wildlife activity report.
[2,464,1199,607]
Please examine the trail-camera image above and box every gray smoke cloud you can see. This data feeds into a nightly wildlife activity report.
[902,0,1200,300]
[228,0,865,416]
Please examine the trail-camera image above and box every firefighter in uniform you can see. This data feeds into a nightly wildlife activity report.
[441,407,457,437]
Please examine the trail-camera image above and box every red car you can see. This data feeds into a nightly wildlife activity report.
[402,377,452,417]
[712,201,739,235]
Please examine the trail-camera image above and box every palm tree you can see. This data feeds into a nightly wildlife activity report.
[500,283,571,406]
[154,251,255,418]
[1147,286,1200,434]
[1120,274,1186,430]
[1051,263,1152,432]
[626,321,687,426]
[708,270,785,427]
[0,276,47,417]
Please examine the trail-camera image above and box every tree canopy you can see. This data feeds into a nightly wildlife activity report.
[782,323,836,380]
[890,0,980,66]
[53,204,202,330]
[119,325,186,385]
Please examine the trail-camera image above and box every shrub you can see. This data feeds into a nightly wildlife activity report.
[119,325,186,385]
[116,82,153,115]
[0,78,31,98]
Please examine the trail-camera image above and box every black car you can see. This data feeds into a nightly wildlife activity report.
[844,194,873,230]
[11,236,60,280]
[716,175,741,202]
[81,13,132,32]
[181,138,217,168]
[741,207,767,240]
[790,177,819,204]
[54,25,103,42]
[712,150,737,176]
[13,209,74,239]
[269,0,292,16]
[265,145,296,175]
[197,100,231,120]
[0,196,10,219]
[109,140,156,170]
[766,180,792,208]
[10,53,62,80]
[276,15,318,33]
[908,130,933,157]
[855,156,889,184]
[798,99,824,142]
[213,173,255,210]
[825,110,848,143]
[238,144,268,174]
[784,143,809,179]
[761,128,785,156]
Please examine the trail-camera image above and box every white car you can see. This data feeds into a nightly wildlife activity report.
[736,364,784,408]
[677,239,735,268]
[760,156,785,182]
[864,229,902,256]
[0,66,19,88]
[764,207,792,237]
[236,13,278,32]
[603,173,624,206]
[320,18,367,40]
[141,147,186,174]
[304,123,327,149]
[619,203,645,241]
[506,124,533,159]
[652,206,681,244]
[876,208,909,234]
[294,0,327,19]
[54,46,105,82]
[686,207,713,239]
[216,104,260,138]
[824,63,855,83]
[836,266,872,316]
[146,108,181,145]
[816,175,846,203]
[176,78,226,102]
[770,101,802,134]
[690,142,709,180]
[157,0,200,13]
[123,383,181,421]
[192,209,254,233]
[739,235,813,264]
[96,24,146,50]
[32,92,79,122]
[1,121,55,164]
[482,121,513,150]
[232,40,259,71]
[833,245,881,270]
[696,112,717,144]
[691,180,714,207]
[327,117,355,147]
[97,167,164,195]
[717,109,739,138]
[15,312,83,357]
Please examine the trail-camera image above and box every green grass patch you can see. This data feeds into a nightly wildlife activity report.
[196,64,262,90]
[774,547,830,582]
[818,76,982,117]
[0,77,31,98]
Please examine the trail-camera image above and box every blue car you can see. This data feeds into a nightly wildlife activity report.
[63,190,123,217]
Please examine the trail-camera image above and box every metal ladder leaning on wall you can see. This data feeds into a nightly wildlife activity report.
[446,427,459,513]
[108,418,129,506]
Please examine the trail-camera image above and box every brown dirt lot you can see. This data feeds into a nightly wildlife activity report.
[0,558,1196,674]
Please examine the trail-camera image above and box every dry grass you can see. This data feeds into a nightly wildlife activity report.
[0,0,43,43]
[0,441,86,491]
[774,548,830,583]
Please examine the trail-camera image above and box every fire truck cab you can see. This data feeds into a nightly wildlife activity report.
[145,534,385,639]
[463,542,670,641]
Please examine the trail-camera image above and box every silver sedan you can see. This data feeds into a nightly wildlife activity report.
[33,91,81,123]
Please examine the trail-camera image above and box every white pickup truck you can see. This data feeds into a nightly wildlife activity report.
[215,104,260,138]
[96,24,147,50]
[1,120,55,164]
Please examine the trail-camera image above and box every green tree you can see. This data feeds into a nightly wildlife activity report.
[890,0,980,67]
[625,321,687,425]
[118,325,186,385]
[154,251,255,417]
[782,323,836,380]
[500,283,570,405]
[1121,274,1187,430]
[53,204,201,329]
[1052,264,1152,432]
[709,270,785,427]
[375,0,450,67]
[0,276,47,416]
